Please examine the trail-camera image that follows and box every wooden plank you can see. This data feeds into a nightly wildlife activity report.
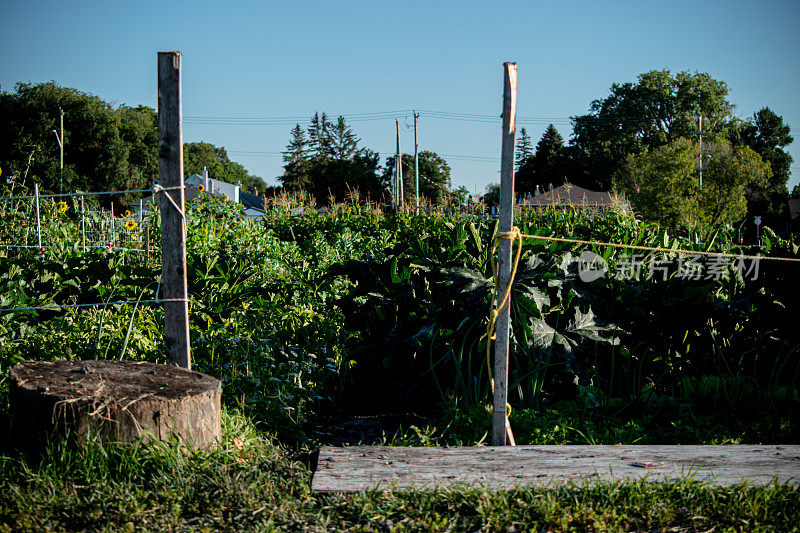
[493,62,517,445]
[157,51,191,369]
[312,445,800,493]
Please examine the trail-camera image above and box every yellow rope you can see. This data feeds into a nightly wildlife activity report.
[518,233,800,263]
[483,225,799,444]
[485,226,524,445]
[484,223,798,446]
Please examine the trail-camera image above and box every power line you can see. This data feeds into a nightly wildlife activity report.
[184,110,415,126]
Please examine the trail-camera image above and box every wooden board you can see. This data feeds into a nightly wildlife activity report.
[312,445,800,492]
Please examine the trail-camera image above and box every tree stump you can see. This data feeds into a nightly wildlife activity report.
[9,360,222,451]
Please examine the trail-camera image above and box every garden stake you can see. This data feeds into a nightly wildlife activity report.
[492,61,517,446]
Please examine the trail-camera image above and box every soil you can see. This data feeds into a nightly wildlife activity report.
[309,376,439,446]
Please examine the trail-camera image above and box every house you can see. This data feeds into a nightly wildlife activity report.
[519,183,631,214]
[136,167,267,220]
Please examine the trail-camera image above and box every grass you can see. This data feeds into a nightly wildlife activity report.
[0,410,798,532]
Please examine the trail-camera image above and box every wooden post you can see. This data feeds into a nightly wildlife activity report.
[158,51,191,369]
[493,62,517,446]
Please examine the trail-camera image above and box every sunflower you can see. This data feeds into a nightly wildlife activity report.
[198,184,205,192]
[124,210,131,217]
[124,219,137,231]
[56,201,68,212]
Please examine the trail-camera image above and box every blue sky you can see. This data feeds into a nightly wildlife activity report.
[2,0,799,193]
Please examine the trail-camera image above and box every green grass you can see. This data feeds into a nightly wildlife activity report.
[0,410,798,532]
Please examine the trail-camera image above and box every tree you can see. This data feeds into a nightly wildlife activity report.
[449,185,470,206]
[331,116,361,160]
[614,137,770,236]
[306,149,385,203]
[307,112,334,159]
[736,107,794,220]
[382,151,451,204]
[183,142,267,194]
[571,70,736,190]
[516,124,566,194]
[0,82,266,204]
[515,127,533,172]
[0,81,159,204]
[483,183,500,207]
[117,105,158,190]
[280,124,311,191]
[792,184,800,199]
[278,114,385,203]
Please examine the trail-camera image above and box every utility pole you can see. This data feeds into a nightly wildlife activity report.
[396,119,403,209]
[414,111,420,214]
[391,130,397,210]
[698,115,703,189]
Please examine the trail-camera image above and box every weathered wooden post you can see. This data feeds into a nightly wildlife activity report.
[493,62,517,446]
[158,51,191,369]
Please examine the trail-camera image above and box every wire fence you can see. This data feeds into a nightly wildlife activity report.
[0,184,188,315]
[0,185,171,263]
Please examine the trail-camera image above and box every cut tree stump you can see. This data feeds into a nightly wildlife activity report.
[9,360,221,451]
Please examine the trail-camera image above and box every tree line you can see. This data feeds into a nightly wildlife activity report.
[2,72,794,233]
[278,112,451,204]
[0,82,266,206]
[509,70,794,233]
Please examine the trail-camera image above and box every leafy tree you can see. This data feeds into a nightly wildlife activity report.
[183,142,266,194]
[382,151,451,204]
[736,107,794,220]
[614,137,770,236]
[571,70,735,190]
[516,124,566,194]
[0,81,158,204]
[515,127,533,171]
[118,105,158,189]
[449,185,471,206]
[483,183,500,207]
[306,150,385,203]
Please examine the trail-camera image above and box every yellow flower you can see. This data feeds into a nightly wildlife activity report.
[57,201,68,212]
[124,220,137,231]
[198,184,205,192]
[124,210,131,217]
